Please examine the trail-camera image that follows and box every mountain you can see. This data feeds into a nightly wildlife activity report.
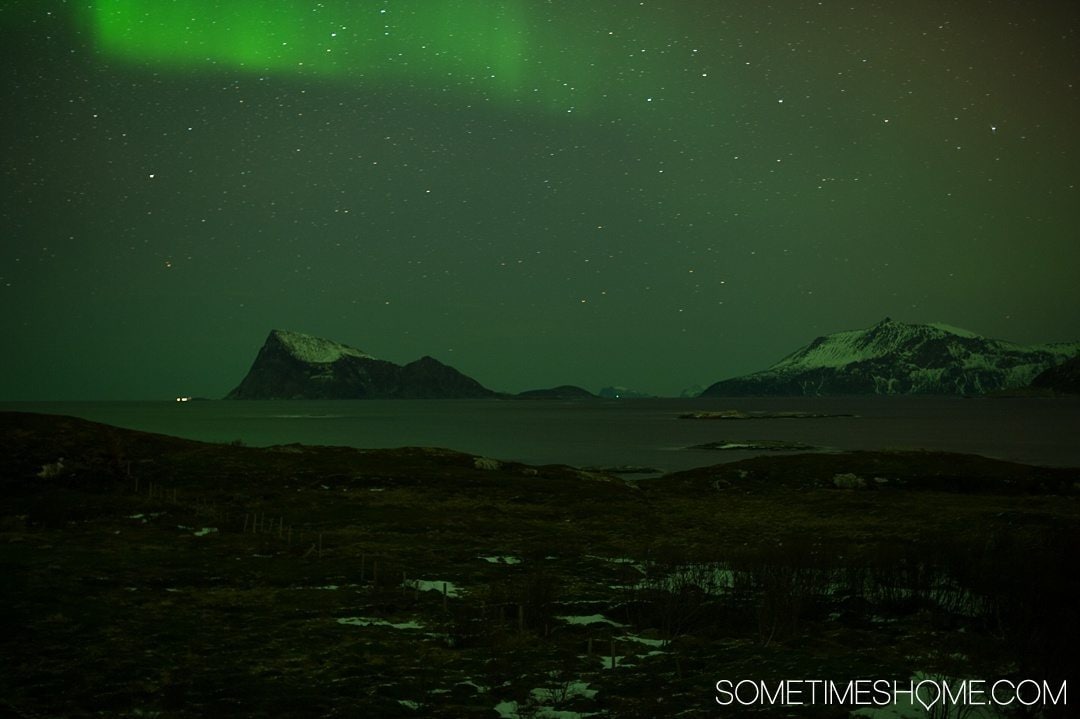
[701,318,1080,397]
[679,384,706,398]
[515,385,598,400]
[226,330,496,399]
[1029,354,1080,395]
[598,386,655,399]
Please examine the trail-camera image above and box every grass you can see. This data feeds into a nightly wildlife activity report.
[1,410,1077,717]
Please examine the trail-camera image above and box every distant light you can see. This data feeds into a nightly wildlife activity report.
[176,396,191,402]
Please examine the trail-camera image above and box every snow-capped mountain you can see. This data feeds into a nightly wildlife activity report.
[268,329,374,364]
[700,318,1080,396]
[226,330,496,399]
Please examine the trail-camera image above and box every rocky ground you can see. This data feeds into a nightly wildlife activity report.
[2,411,1077,718]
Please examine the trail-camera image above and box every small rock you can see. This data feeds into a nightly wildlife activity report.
[474,457,501,471]
[832,473,867,489]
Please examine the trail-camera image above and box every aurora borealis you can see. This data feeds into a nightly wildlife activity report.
[89,1,534,104]
[2,0,1079,399]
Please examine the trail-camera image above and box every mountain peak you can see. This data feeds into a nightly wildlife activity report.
[407,355,444,367]
[268,329,373,364]
[228,331,494,399]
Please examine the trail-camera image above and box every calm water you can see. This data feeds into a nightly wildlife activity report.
[3,397,1078,473]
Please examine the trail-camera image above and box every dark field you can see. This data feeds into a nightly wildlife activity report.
[2,411,1077,717]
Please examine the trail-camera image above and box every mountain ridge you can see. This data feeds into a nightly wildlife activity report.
[226,330,496,400]
[702,318,1080,396]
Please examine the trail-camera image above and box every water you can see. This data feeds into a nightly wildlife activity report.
[3,397,1078,473]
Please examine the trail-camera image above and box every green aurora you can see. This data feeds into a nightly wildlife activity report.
[87,0,647,117]
[2,0,1078,398]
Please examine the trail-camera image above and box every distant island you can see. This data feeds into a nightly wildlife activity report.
[514,385,599,400]
[226,330,496,400]
[227,330,611,401]
[701,318,1079,396]
[680,410,855,420]
[598,386,655,399]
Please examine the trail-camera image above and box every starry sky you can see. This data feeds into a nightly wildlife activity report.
[3,0,1079,400]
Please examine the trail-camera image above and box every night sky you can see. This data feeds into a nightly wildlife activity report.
[3,0,1078,400]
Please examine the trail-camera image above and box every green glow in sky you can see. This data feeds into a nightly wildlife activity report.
[4,0,1078,398]
[90,0,551,106]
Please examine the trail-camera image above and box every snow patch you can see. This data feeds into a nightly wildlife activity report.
[407,579,462,598]
[494,700,518,718]
[36,458,66,478]
[271,329,373,363]
[495,698,600,719]
[336,617,424,630]
[620,633,666,648]
[557,614,626,627]
[480,555,522,565]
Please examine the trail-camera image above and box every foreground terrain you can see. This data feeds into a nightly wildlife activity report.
[1,411,1077,717]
